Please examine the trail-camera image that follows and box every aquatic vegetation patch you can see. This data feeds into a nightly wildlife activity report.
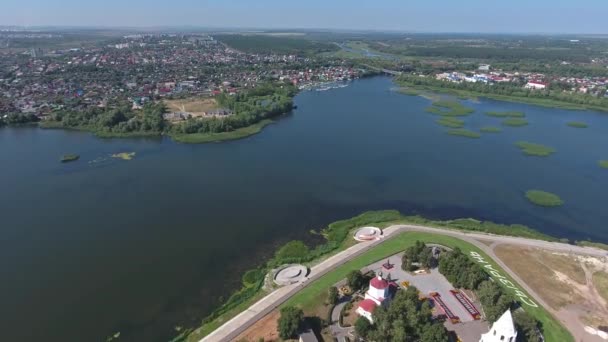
[111,152,136,160]
[447,129,481,138]
[480,126,502,133]
[525,190,564,207]
[436,117,465,128]
[567,121,588,128]
[426,100,474,116]
[485,111,525,118]
[60,154,79,163]
[502,118,529,127]
[599,160,608,169]
[515,141,555,157]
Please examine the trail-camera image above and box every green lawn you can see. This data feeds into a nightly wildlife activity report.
[283,231,572,342]
[171,119,275,143]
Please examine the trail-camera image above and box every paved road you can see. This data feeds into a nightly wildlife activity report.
[201,224,607,342]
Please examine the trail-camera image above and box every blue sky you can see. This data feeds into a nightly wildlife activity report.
[2,0,607,34]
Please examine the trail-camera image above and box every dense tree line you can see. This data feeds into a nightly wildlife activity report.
[355,286,449,342]
[0,113,40,126]
[47,102,167,135]
[439,248,542,342]
[397,75,608,109]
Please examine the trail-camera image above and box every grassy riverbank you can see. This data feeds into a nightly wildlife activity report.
[283,231,572,342]
[170,119,275,144]
[182,210,563,341]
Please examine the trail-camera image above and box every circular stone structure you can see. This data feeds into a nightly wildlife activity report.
[273,264,309,286]
[354,226,383,242]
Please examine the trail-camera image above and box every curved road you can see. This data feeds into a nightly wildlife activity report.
[201,224,607,342]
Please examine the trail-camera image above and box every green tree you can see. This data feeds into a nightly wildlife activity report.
[277,306,303,340]
[354,316,372,338]
[328,286,339,305]
[420,322,449,342]
[514,310,543,342]
[346,270,365,291]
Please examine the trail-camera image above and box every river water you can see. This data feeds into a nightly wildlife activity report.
[1,76,607,341]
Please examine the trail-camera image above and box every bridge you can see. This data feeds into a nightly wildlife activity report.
[364,64,402,76]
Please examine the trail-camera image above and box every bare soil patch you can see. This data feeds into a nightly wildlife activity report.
[495,244,608,341]
[233,309,280,342]
[164,97,218,116]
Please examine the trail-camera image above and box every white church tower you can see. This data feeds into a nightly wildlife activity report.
[480,310,518,342]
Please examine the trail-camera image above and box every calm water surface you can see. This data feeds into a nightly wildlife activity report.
[1,77,607,341]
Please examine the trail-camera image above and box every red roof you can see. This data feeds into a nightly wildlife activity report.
[370,276,389,289]
[358,299,377,313]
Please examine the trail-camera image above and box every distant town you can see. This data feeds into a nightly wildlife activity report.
[0,33,364,120]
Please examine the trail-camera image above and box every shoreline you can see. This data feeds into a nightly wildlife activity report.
[395,80,608,113]
[181,210,608,342]
[198,222,608,342]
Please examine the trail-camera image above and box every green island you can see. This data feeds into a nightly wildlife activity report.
[525,190,564,207]
[600,160,608,169]
[426,100,474,116]
[181,210,575,342]
[485,111,525,118]
[395,75,608,113]
[515,141,556,157]
[447,129,481,138]
[435,117,465,128]
[567,121,588,128]
[60,154,80,163]
[39,83,296,144]
[480,126,502,133]
[111,152,136,160]
[502,118,529,127]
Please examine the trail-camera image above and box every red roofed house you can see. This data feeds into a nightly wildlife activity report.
[356,275,391,323]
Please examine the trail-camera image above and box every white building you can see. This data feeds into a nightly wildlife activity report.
[480,310,518,342]
[356,275,390,323]
[525,81,548,90]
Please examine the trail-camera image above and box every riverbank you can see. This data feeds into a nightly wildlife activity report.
[396,80,608,113]
[170,119,275,144]
[181,209,601,341]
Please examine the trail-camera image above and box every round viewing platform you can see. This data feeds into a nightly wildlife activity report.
[353,226,383,242]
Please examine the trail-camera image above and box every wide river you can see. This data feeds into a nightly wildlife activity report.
[1,76,607,341]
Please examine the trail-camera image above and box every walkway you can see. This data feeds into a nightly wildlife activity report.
[201,224,607,342]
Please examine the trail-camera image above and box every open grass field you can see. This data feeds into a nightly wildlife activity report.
[164,98,218,116]
[171,119,274,144]
[283,232,572,342]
